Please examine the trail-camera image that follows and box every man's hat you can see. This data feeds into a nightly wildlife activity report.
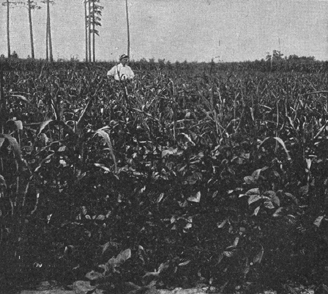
[119,54,129,60]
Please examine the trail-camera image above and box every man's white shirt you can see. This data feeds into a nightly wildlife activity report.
[107,63,135,81]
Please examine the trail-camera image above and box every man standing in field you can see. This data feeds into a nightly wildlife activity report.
[107,54,135,81]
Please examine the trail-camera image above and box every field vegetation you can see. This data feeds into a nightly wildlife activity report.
[0,57,328,294]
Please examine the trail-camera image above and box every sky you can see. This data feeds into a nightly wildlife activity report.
[1,0,328,62]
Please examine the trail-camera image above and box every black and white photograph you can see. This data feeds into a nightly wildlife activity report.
[0,1,327,293]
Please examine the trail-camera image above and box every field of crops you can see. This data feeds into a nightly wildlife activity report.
[0,59,328,293]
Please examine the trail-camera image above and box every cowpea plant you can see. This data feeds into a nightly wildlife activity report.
[0,59,327,294]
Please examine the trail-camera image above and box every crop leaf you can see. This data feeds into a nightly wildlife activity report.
[0,174,7,188]
[314,215,325,228]
[252,206,260,216]
[264,200,275,209]
[162,147,181,157]
[187,191,201,203]
[217,219,227,228]
[107,248,131,270]
[223,251,234,257]
[248,194,262,205]
[240,188,260,197]
[157,193,165,203]
[273,207,283,217]
[100,242,110,254]
[95,128,117,173]
[9,94,29,103]
[227,237,239,249]
[0,134,25,166]
[263,190,280,206]
[259,136,291,160]
[253,246,264,264]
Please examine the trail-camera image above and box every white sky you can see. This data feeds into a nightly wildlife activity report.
[1,0,328,62]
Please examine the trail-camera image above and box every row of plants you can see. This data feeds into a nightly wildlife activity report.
[0,61,327,293]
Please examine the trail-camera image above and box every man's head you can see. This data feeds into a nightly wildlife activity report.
[119,54,129,65]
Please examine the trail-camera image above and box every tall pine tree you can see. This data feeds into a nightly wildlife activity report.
[84,0,103,63]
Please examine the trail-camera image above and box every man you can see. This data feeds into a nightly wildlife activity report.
[107,54,135,81]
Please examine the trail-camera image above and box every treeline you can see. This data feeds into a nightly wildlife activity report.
[1,55,328,76]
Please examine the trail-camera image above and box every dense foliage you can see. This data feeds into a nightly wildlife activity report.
[0,59,327,294]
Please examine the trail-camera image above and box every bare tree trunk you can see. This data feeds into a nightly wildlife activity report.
[6,0,11,58]
[125,0,130,57]
[0,69,5,133]
[88,0,91,62]
[27,0,35,59]
[47,0,53,62]
[92,0,95,63]
[46,2,49,61]
[84,0,88,62]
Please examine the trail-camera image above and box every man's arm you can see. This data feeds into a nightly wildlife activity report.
[107,66,117,77]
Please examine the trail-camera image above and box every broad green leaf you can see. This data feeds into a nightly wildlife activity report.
[95,128,117,173]
[100,242,110,254]
[248,194,262,205]
[273,207,283,217]
[117,248,131,263]
[184,216,193,229]
[244,175,255,184]
[251,166,268,180]
[0,174,7,188]
[0,134,24,165]
[96,215,105,220]
[158,261,170,273]
[305,158,312,170]
[284,192,299,204]
[246,187,260,196]
[107,248,131,269]
[157,193,165,203]
[264,200,275,209]
[212,191,219,198]
[252,206,260,216]
[187,191,201,203]
[272,194,280,206]
[223,251,234,257]
[264,190,280,206]
[240,188,260,197]
[314,215,325,227]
